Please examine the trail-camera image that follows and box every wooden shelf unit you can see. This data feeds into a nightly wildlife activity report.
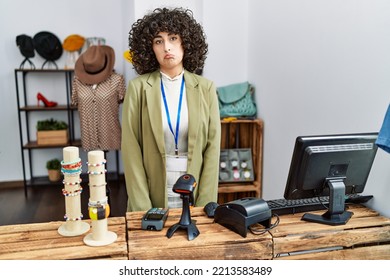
[218,118,263,203]
[14,69,77,196]
[15,69,121,196]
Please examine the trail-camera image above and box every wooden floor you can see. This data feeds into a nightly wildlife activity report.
[0,176,128,226]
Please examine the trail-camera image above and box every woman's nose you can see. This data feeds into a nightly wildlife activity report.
[164,42,171,52]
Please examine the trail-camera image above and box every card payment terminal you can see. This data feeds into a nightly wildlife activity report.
[141,208,169,231]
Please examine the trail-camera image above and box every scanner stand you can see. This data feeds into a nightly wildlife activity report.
[166,195,199,241]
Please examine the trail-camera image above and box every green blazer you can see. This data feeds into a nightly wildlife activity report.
[122,70,221,211]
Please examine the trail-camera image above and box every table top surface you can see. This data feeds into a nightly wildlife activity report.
[0,217,127,260]
[1,204,390,260]
[126,207,273,260]
[270,204,390,259]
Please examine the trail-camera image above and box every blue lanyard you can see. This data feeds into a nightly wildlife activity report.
[160,76,185,155]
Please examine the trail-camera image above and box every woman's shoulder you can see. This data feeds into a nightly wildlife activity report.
[129,71,159,86]
[129,72,149,84]
[184,71,214,88]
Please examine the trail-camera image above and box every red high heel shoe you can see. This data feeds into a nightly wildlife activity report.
[37,92,58,107]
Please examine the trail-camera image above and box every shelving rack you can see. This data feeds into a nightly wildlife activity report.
[14,69,77,196]
[14,69,120,196]
[217,118,263,203]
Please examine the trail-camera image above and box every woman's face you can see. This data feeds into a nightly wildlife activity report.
[152,32,184,76]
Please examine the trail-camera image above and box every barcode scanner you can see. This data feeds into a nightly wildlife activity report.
[172,174,196,204]
[166,174,200,241]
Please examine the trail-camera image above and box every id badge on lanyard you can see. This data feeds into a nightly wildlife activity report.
[166,154,188,172]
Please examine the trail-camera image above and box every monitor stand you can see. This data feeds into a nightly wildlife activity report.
[302,179,353,225]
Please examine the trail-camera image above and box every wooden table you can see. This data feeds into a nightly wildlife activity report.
[1,205,389,260]
[0,217,127,260]
[271,204,390,259]
[126,207,273,260]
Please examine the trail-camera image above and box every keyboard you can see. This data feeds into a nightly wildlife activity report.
[266,194,373,216]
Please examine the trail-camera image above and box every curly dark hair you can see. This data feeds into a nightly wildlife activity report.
[128,7,208,75]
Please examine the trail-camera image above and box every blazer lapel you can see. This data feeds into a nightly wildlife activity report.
[145,72,166,155]
[185,71,200,166]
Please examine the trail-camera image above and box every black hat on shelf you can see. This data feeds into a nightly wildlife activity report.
[16,34,35,58]
[16,34,35,69]
[33,31,63,69]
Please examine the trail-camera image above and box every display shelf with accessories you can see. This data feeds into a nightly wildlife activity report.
[15,68,121,196]
[14,69,79,196]
[218,118,263,204]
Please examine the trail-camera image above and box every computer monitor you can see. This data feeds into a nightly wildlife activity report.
[284,132,378,225]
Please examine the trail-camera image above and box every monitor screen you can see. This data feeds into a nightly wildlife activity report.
[284,132,378,225]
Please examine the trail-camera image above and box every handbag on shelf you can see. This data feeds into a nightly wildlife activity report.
[217,81,257,118]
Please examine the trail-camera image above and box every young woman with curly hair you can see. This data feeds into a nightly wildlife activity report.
[122,7,221,211]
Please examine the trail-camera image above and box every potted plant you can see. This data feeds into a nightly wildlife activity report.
[36,118,68,145]
[46,158,62,182]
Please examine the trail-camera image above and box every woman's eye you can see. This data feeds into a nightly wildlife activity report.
[153,39,162,45]
[170,36,178,41]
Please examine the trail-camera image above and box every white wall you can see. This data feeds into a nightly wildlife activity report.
[202,0,249,85]
[248,0,390,217]
[0,0,389,217]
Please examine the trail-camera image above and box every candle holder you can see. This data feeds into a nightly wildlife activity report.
[58,146,90,236]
